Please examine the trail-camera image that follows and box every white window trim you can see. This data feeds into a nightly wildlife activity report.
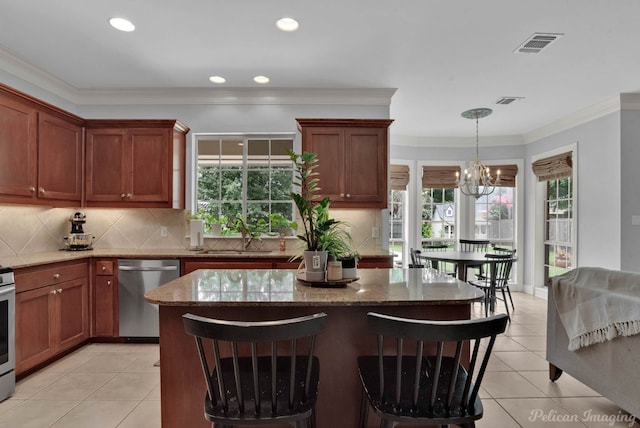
[531,143,578,297]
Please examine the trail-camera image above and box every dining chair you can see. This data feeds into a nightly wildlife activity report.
[468,253,515,318]
[409,248,425,268]
[183,312,327,428]
[357,312,509,428]
[491,247,517,311]
[422,243,456,276]
[458,239,491,279]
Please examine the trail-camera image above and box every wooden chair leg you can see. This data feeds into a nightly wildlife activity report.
[505,285,515,310]
[359,389,369,428]
[501,288,510,320]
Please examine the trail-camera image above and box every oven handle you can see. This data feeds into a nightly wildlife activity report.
[0,286,15,297]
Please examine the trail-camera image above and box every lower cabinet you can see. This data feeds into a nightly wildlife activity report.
[93,259,118,337]
[15,262,89,375]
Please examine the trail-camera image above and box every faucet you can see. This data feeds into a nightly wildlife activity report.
[226,215,253,250]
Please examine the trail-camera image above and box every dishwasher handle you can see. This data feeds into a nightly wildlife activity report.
[118,265,179,272]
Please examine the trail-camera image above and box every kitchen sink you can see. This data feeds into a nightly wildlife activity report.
[198,249,274,255]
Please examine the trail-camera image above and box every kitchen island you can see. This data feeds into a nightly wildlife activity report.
[145,268,483,428]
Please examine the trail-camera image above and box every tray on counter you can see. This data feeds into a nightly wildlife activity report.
[296,273,359,288]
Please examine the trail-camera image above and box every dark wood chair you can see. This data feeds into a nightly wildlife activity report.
[458,239,491,279]
[409,248,424,268]
[468,253,515,318]
[357,312,509,428]
[183,312,327,428]
[491,247,517,310]
[423,243,456,276]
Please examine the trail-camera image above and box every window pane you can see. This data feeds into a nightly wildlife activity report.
[271,167,293,200]
[220,167,243,201]
[422,187,456,245]
[247,167,269,200]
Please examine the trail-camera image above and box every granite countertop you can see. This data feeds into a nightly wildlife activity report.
[144,268,484,307]
[0,248,395,269]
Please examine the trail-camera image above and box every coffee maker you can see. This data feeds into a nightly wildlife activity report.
[63,211,94,251]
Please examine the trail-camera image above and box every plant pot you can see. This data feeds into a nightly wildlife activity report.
[340,257,358,279]
[303,250,328,281]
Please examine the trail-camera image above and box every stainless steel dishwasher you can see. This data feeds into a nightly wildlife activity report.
[118,259,180,338]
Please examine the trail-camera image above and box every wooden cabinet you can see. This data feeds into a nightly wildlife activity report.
[85,120,189,208]
[0,84,83,206]
[92,259,118,337]
[297,118,393,208]
[15,260,89,375]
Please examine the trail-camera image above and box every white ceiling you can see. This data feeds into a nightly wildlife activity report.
[1,0,639,141]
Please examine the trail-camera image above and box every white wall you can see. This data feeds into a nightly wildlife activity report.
[524,111,621,285]
[620,109,640,271]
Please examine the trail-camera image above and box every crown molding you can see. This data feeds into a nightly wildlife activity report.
[390,134,524,148]
[0,46,396,106]
[523,95,621,144]
[72,87,397,106]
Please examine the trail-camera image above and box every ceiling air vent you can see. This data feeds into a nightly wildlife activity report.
[495,97,524,105]
[514,33,563,54]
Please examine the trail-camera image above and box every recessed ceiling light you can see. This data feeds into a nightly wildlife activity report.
[253,75,270,84]
[276,17,299,32]
[109,17,135,32]
[209,76,226,84]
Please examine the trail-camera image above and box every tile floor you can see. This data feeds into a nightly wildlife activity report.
[0,292,637,427]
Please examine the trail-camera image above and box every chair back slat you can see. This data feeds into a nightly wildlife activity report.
[183,312,326,425]
[359,312,508,425]
[458,239,490,252]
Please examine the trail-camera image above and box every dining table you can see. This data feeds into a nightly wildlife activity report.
[418,250,492,282]
[418,250,517,313]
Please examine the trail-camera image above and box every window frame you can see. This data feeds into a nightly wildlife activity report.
[190,132,297,235]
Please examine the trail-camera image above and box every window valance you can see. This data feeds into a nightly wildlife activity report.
[491,164,518,187]
[531,152,573,181]
[422,166,461,189]
[390,164,409,191]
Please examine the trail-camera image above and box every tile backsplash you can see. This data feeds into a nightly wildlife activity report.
[0,204,383,257]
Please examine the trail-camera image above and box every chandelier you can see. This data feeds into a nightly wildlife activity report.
[456,108,500,198]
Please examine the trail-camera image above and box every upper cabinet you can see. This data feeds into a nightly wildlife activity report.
[297,118,393,209]
[0,84,83,206]
[84,119,189,208]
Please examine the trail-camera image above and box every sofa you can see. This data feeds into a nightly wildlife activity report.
[547,267,640,418]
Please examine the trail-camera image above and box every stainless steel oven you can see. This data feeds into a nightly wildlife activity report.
[0,267,15,401]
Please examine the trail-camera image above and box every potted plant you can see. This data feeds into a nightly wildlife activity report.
[288,150,347,281]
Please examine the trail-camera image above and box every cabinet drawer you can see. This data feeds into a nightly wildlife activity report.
[95,260,114,276]
[16,261,88,293]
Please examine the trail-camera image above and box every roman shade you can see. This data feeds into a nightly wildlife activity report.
[531,152,573,181]
[491,164,518,187]
[390,164,409,190]
[422,166,461,188]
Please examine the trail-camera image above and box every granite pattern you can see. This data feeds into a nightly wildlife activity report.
[0,248,394,269]
[145,268,484,306]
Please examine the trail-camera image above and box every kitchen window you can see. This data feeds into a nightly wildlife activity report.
[196,134,295,233]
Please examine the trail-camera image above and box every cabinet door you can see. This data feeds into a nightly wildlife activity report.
[302,126,345,202]
[37,112,83,202]
[57,277,89,351]
[94,276,116,337]
[129,128,170,202]
[0,96,37,199]
[85,129,128,202]
[16,286,55,373]
[344,127,387,207]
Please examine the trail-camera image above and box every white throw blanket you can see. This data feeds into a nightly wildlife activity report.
[551,267,640,351]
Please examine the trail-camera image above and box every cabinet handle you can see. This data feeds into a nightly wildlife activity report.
[29,186,36,193]
[127,193,133,200]
[101,266,107,272]
[53,273,60,279]
[107,280,111,286]
[51,290,57,295]
[39,187,45,195]
[346,193,351,198]
[121,193,126,198]
[57,288,62,294]
[340,193,345,197]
